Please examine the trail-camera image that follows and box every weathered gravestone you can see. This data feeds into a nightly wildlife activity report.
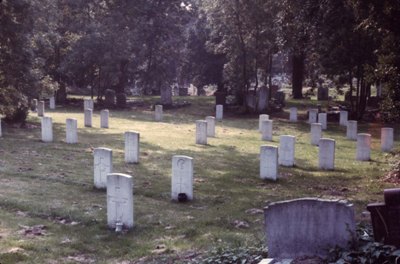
[216,105,223,120]
[264,198,356,259]
[100,109,109,128]
[310,123,322,146]
[37,101,45,117]
[289,107,297,122]
[171,155,194,201]
[155,105,163,121]
[94,148,113,189]
[66,118,78,144]
[259,114,269,131]
[206,116,216,137]
[308,109,318,124]
[260,145,278,181]
[41,116,53,142]
[84,109,93,127]
[339,111,348,126]
[49,96,55,110]
[381,127,394,152]
[318,113,327,130]
[84,99,94,110]
[346,120,357,140]
[278,135,295,167]
[319,138,335,170]
[196,120,207,145]
[317,87,329,101]
[367,188,400,247]
[261,120,273,141]
[356,133,371,161]
[107,173,134,229]
[104,89,116,107]
[125,131,140,164]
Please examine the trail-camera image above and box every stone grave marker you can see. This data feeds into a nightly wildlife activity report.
[308,109,318,124]
[84,109,93,127]
[346,120,357,140]
[155,105,163,121]
[261,120,273,141]
[278,135,295,167]
[264,198,355,259]
[32,99,38,112]
[84,99,94,110]
[260,145,278,181]
[107,173,134,229]
[100,109,109,128]
[289,107,297,122]
[196,120,207,145]
[259,114,269,131]
[37,101,45,117]
[171,155,194,201]
[66,118,78,144]
[381,128,394,152]
[206,116,215,137]
[356,133,371,161]
[94,148,113,189]
[0,119,2,137]
[318,113,327,130]
[49,96,55,109]
[319,138,335,170]
[216,104,223,120]
[41,116,53,142]
[125,131,140,163]
[311,123,322,146]
[339,111,348,126]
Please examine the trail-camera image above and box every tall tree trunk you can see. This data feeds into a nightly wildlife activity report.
[292,53,304,99]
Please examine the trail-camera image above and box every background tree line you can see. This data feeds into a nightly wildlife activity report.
[1,0,399,122]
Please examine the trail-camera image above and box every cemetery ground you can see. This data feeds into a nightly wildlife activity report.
[0,96,399,263]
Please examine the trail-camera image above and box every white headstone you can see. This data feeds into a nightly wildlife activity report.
[339,111,348,126]
[259,114,269,131]
[84,109,93,127]
[311,123,322,146]
[381,127,394,152]
[356,133,371,161]
[260,145,278,180]
[289,107,297,122]
[308,109,318,124]
[125,131,140,163]
[155,105,163,121]
[171,155,194,201]
[100,109,109,128]
[261,120,273,141]
[216,105,223,120]
[41,116,53,142]
[318,113,327,130]
[107,173,134,229]
[84,99,94,110]
[196,120,207,145]
[66,118,78,144]
[279,135,295,167]
[319,138,335,170]
[346,120,357,140]
[37,101,45,117]
[206,116,216,137]
[32,99,38,112]
[94,148,113,189]
[49,96,55,110]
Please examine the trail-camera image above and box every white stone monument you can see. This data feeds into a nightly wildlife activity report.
[196,120,207,145]
[260,145,278,180]
[125,131,140,163]
[171,155,194,201]
[278,135,295,167]
[319,138,335,170]
[155,105,163,121]
[206,116,215,137]
[66,118,78,144]
[41,116,53,142]
[339,111,348,126]
[84,99,94,110]
[318,113,327,130]
[381,127,394,152]
[259,114,269,131]
[84,109,93,127]
[356,133,371,161]
[308,109,318,124]
[216,105,223,120]
[100,109,109,128]
[311,123,322,146]
[346,120,357,140]
[261,120,273,141]
[49,96,55,110]
[37,101,45,117]
[107,173,134,229]
[94,148,113,189]
[289,107,297,122]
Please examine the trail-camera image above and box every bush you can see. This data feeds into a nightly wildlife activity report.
[0,87,29,123]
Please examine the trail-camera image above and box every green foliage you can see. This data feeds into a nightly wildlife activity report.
[192,245,267,264]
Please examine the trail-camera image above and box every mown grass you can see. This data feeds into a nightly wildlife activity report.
[0,96,399,263]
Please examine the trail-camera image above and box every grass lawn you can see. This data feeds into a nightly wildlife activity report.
[0,96,399,263]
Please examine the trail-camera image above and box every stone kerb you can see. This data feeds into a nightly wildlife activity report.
[264,198,355,259]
